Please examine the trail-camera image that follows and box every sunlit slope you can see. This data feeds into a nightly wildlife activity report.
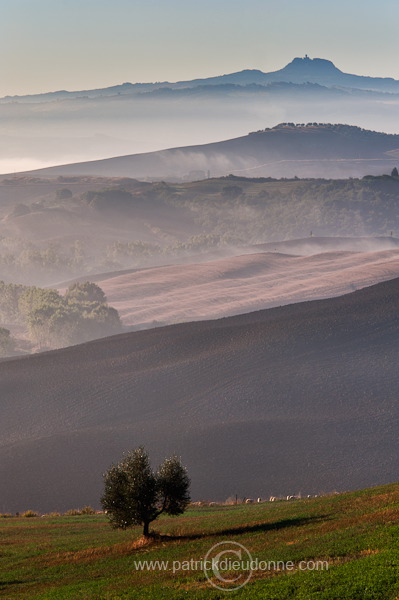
[3,483,399,600]
[92,248,399,327]
[0,278,398,512]
[1,172,398,288]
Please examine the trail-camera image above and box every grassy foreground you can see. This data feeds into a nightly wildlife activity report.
[1,483,399,599]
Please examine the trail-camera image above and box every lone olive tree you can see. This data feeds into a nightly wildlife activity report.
[101,447,190,537]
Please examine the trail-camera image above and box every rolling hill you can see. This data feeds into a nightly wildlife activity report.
[0,277,398,512]
[15,124,399,180]
[83,248,399,328]
[2,484,399,599]
[2,57,398,175]
[1,173,398,287]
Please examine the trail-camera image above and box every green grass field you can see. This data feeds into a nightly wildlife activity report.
[2,483,399,599]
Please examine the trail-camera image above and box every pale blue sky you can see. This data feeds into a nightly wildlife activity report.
[1,0,398,96]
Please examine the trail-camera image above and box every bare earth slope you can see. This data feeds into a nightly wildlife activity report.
[0,278,398,512]
[93,248,399,327]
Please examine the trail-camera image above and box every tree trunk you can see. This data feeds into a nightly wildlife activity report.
[143,520,150,537]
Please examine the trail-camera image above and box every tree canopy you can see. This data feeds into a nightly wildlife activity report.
[0,280,121,350]
[0,327,13,356]
[101,447,190,537]
[65,281,107,304]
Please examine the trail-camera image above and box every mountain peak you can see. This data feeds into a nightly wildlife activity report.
[282,56,342,74]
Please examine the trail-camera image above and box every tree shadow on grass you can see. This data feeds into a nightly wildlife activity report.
[156,515,328,541]
[0,580,26,588]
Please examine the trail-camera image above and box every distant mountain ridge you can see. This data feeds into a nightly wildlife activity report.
[2,56,398,103]
[173,56,399,92]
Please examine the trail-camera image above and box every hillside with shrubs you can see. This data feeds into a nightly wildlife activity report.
[0,281,121,355]
[0,173,398,286]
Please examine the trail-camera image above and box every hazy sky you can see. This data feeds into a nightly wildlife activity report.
[1,0,398,96]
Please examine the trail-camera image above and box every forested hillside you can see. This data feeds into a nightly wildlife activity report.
[0,174,398,285]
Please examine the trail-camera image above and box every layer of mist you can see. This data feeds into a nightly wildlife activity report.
[1,175,398,289]
[1,87,398,175]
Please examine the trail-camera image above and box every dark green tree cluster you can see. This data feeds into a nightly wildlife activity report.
[83,188,134,210]
[65,281,107,304]
[0,327,13,356]
[0,281,121,350]
[0,281,25,323]
[55,188,73,200]
[0,237,162,285]
[0,241,72,285]
[101,447,190,537]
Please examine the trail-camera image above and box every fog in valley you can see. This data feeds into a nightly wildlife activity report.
[1,170,398,357]
[3,0,399,593]
[1,86,399,174]
[0,56,399,366]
